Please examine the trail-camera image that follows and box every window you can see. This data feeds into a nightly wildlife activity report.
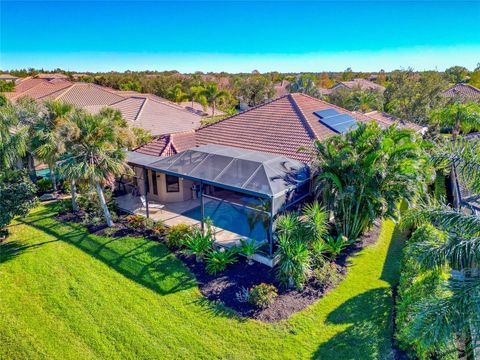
[151,171,158,195]
[166,175,180,192]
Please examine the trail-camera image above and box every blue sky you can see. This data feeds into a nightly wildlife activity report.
[1,1,479,72]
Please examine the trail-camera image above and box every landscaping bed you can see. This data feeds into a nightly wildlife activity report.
[179,220,382,322]
[55,203,383,322]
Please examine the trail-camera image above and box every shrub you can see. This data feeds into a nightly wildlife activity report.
[182,227,215,262]
[235,287,250,303]
[37,178,53,193]
[275,233,310,289]
[205,247,238,275]
[54,199,73,214]
[126,214,145,230]
[148,221,166,237]
[248,283,278,309]
[78,190,117,218]
[239,238,261,265]
[312,261,341,290]
[324,234,352,259]
[165,224,192,248]
[103,227,117,238]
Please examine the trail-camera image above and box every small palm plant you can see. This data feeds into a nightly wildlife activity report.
[275,233,310,290]
[205,247,238,275]
[239,239,262,265]
[183,226,215,262]
[324,234,352,259]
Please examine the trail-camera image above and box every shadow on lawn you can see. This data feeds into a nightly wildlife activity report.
[0,239,59,264]
[312,223,408,360]
[18,205,196,296]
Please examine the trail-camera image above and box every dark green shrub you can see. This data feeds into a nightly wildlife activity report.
[248,283,278,309]
[165,224,192,248]
[54,199,73,214]
[205,247,238,275]
[37,178,53,193]
[312,261,341,290]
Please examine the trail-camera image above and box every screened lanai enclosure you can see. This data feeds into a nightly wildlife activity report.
[120,144,311,259]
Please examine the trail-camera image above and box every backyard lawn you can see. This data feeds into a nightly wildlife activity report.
[0,204,406,359]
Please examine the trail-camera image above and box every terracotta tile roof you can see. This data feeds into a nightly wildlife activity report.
[180,101,225,117]
[442,83,480,102]
[37,73,69,80]
[47,83,124,106]
[0,74,18,80]
[331,78,385,92]
[133,130,196,157]
[85,96,202,136]
[14,78,48,93]
[364,111,425,132]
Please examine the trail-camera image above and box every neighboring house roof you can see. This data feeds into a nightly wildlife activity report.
[85,96,202,136]
[0,74,18,81]
[180,101,225,117]
[330,78,386,92]
[134,131,196,157]
[274,80,290,98]
[6,80,202,136]
[37,73,69,80]
[364,111,425,133]
[47,83,125,106]
[441,83,480,102]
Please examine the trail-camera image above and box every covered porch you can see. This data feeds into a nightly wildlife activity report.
[118,144,311,263]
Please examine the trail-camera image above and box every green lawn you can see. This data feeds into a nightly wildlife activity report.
[0,204,406,359]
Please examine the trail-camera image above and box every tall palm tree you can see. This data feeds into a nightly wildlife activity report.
[189,85,207,110]
[167,83,189,104]
[31,100,75,192]
[61,108,134,227]
[199,83,229,117]
[430,102,480,139]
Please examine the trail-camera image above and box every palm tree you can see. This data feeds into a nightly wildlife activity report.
[31,100,75,192]
[189,85,207,110]
[311,122,429,240]
[347,90,384,112]
[430,102,480,139]
[398,137,480,356]
[61,108,133,227]
[401,202,480,357]
[167,83,189,104]
[288,76,320,98]
[199,83,229,117]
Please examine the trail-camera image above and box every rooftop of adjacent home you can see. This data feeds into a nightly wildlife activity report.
[441,83,480,102]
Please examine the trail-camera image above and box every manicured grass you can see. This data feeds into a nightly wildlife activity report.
[0,204,407,359]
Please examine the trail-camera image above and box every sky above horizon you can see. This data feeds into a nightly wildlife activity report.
[1,1,479,73]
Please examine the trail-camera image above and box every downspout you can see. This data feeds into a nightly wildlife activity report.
[269,196,274,256]
[143,167,150,218]
[200,181,205,232]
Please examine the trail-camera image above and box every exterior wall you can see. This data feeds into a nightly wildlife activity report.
[134,166,194,203]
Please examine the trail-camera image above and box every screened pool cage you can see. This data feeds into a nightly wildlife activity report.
[126,144,311,255]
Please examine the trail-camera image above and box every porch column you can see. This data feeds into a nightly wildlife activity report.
[200,181,205,232]
[269,197,274,256]
[143,167,150,218]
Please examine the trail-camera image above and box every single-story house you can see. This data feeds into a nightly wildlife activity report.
[119,93,422,264]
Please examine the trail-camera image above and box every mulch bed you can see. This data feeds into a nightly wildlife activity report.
[55,208,383,322]
[178,220,383,322]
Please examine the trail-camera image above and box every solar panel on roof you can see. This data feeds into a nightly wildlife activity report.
[315,109,358,134]
[314,108,340,119]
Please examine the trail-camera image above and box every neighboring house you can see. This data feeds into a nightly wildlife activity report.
[329,78,386,93]
[451,133,480,216]
[4,79,203,136]
[0,73,18,82]
[441,83,480,103]
[36,73,69,81]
